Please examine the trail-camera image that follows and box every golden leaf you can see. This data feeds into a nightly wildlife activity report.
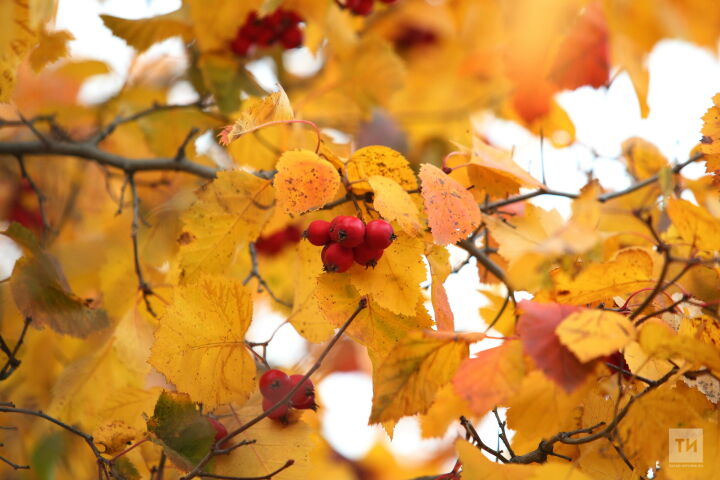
[666,197,720,253]
[556,310,636,362]
[28,29,73,71]
[219,88,294,145]
[149,274,255,408]
[0,0,40,102]
[101,9,192,53]
[368,175,422,237]
[274,149,341,215]
[468,136,542,198]
[346,145,418,193]
[351,233,426,316]
[175,171,274,282]
[425,244,454,331]
[369,330,470,424]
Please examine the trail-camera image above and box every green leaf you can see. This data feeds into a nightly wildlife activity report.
[146,391,215,471]
[111,458,141,480]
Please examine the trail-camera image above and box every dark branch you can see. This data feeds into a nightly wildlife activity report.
[127,174,157,317]
[14,155,51,241]
[0,317,32,381]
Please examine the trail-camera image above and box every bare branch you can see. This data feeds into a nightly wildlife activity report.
[127,174,157,317]
[0,317,32,381]
[459,416,507,463]
[0,454,29,470]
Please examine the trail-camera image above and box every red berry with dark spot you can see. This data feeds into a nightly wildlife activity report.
[280,25,303,49]
[259,369,291,400]
[322,243,354,273]
[208,418,227,442]
[364,219,394,249]
[305,220,331,246]
[353,243,384,267]
[288,374,317,410]
[350,0,373,15]
[263,396,290,422]
[329,216,366,248]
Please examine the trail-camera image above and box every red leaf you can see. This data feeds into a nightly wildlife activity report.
[516,301,593,393]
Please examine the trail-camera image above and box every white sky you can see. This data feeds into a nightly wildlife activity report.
[0,0,717,466]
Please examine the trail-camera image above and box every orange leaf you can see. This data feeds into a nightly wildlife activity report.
[274,149,341,215]
[468,136,542,197]
[419,164,481,245]
[452,341,525,416]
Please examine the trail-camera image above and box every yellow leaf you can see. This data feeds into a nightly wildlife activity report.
[214,394,313,480]
[219,88,294,145]
[351,233,426,316]
[484,203,563,262]
[551,248,655,305]
[666,197,720,253]
[419,164,482,245]
[479,289,516,335]
[0,0,40,102]
[175,171,274,282]
[369,331,469,423]
[28,28,73,71]
[186,0,261,52]
[368,175,422,237]
[623,340,675,382]
[621,137,669,181]
[639,319,720,372]
[453,341,525,417]
[419,384,470,438]
[149,275,256,408]
[556,310,636,362]
[101,8,192,53]
[700,92,720,176]
[457,439,537,479]
[468,136,542,198]
[274,150,341,215]
[346,145,418,193]
[314,273,432,361]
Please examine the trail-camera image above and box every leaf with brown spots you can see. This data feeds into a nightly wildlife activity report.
[274,149,341,215]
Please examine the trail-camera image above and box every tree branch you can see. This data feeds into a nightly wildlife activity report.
[243,243,291,308]
[197,459,294,480]
[0,317,32,381]
[127,174,157,317]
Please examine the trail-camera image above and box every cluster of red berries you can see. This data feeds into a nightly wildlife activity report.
[231,9,304,56]
[255,225,301,256]
[260,369,316,423]
[305,216,395,273]
[336,0,397,16]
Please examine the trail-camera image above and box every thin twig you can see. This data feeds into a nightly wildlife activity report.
[0,317,32,381]
[459,416,507,463]
[0,454,29,470]
[174,128,200,162]
[492,408,515,458]
[242,243,292,308]
[127,174,157,317]
[14,155,51,241]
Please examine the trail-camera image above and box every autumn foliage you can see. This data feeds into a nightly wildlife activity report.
[2,0,720,479]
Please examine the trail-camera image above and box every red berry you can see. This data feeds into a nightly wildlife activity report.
[259,369,291,400]
[288,374,317,410]
[231,35,252,56]
[208,418,227,442]
[280,25,303,49]
[329,216,366,248]
[255,230,286,256]
[305,220,331,246]
[353,243,384,268]
[263,396,290,422]
[285,11,303,25]
[322,243,354,273]
[285,225,302,243]
[350,0,373,15]
[364,219,394,249]
[255,25,276,47]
